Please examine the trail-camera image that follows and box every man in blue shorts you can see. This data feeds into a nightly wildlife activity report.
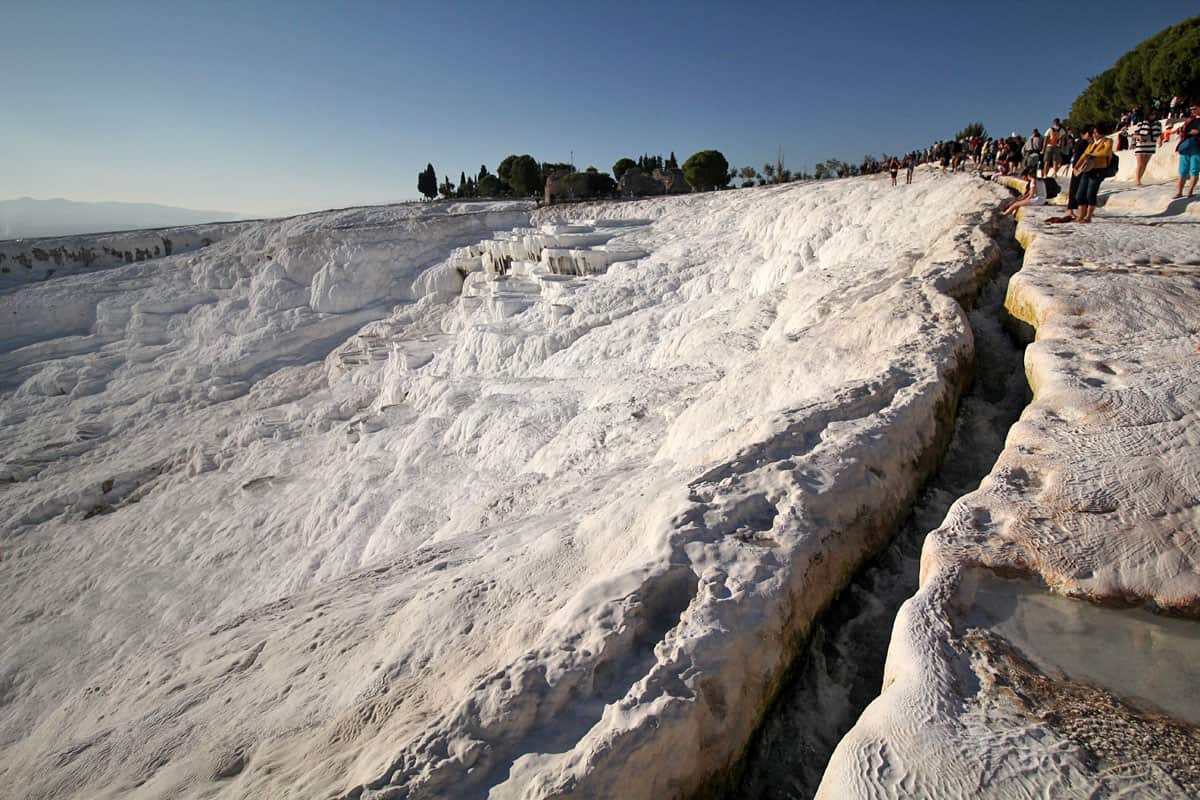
[1174,102,1200,199]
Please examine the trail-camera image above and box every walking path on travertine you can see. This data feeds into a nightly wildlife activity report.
[820,180,1200,798]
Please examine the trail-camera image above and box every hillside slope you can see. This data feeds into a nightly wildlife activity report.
[0,178,1006,799]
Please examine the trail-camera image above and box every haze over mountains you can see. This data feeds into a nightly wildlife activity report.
[0,197,248,240]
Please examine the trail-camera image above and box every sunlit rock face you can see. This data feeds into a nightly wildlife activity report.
[0,177,1010,800]
[820,183,1200,800]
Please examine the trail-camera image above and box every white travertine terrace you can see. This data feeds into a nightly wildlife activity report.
[3,175,1031,800]
[820,180,1200,799]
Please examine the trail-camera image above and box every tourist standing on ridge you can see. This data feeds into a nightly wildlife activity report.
[904,154,915,184]
[1173,101,1200,199]
[1043,119,1064,177]
[1133,110,1163,188]
[1072,126,1114,224]
[888,158,899,186]
[1023,128,1043,175]
[1060,128,1076,170]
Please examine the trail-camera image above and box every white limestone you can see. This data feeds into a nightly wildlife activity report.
[820,180,1200,799]
[1,176,1009,799]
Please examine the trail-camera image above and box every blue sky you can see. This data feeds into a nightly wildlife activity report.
[3,1,1195,216]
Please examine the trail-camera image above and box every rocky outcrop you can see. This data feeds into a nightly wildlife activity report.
[0,222,248,289]
[819,181,1200,799]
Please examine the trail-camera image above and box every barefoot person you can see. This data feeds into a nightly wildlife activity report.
[1072,126,1113,224]
[1173,102,1200,199]
[1002,168,1047,216]
[1133,110,1162,187]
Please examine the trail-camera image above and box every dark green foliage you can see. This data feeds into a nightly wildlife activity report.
[439,176,455,198]
[636,153,665,173]
[667,151,678,169]
[418,163,438,199]
[477,174,502,196]
[612,158,637,180]
[562,170,617,199]
[497,155,518,184]
[541,162,575,179]
[1069,16,1200,128]
[815,159,853,179]
[682,150,730,191]
[508,155,542,196]
[956,122,987,140]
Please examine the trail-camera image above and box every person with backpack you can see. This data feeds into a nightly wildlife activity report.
[1133,109,1163,187]
[1043,119,1064,177]
[1023,128,1043,174]
[1072,125,1115,224]
[1173,101,1200,199]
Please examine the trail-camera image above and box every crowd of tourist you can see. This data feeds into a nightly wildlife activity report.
[902,98,1200,224]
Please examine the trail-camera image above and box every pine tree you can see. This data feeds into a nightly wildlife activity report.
[418,164,438,200]
[667,152,678,169]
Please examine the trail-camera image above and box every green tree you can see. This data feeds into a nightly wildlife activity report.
[508,155,542,196]
[541,161,575,179]
[666,151,678,169]
[477,174,502,196]
[439,176,455,199]
[562,170,617,199]
[417,163,437,200]
[682,150,730,191]
[1069,16,1200,129]
[497,155,518,185]
[955,122,987,140]
[613,158,637,180]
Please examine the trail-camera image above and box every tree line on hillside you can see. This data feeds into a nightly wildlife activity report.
[1069,15,1199,128]
[417,150,733,201]
[417,143,930,203]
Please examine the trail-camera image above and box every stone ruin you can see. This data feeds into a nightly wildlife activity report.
[616,167,691,198]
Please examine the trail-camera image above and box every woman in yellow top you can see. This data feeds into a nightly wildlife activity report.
[1071,126,1114,224]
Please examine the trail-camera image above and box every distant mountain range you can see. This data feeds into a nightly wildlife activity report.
[0,197,249,240]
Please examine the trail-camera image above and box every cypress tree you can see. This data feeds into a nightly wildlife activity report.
[418,164,438,200]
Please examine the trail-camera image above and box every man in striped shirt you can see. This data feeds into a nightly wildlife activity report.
[1133,110,1163,187]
